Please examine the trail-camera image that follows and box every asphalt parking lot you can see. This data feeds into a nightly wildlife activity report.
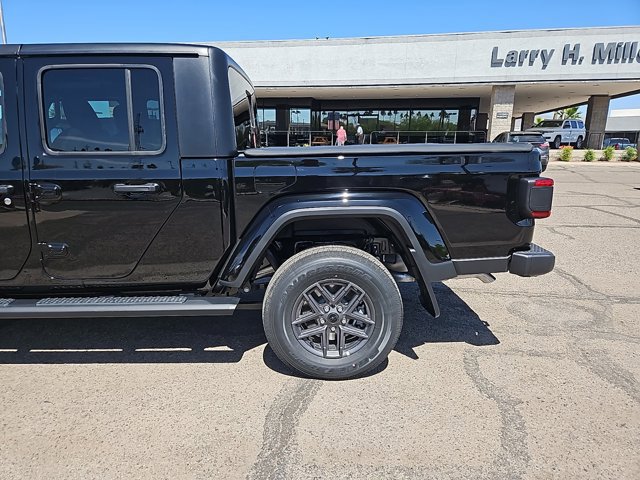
[0,161,638,479]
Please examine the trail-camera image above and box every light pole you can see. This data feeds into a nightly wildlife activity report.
[0,0,6,44]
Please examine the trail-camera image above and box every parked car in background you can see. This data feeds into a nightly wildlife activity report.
[603,137,637,149]
[527,119,586,149]
[493,131,550,170]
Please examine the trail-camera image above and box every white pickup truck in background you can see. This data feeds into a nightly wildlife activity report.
[527,119,586,149]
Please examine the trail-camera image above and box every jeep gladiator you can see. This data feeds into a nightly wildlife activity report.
[0,44,555,379]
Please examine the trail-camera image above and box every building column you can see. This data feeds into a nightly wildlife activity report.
[476,96,491,135]
[521,112,536,130]
[585,95,610,149]
[487,85,515,142]
[457,108,472,131]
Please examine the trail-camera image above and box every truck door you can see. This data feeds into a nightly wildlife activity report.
[562,121,572,143]
[23,56,181,281]
[0,58,31,281]
[570,120,579,143]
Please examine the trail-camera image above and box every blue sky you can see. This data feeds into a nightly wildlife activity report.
[3,0,640,110]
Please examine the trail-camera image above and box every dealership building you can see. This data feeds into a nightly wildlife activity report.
[212,26,640,148]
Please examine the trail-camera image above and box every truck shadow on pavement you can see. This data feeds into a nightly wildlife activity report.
[0,283,498,373]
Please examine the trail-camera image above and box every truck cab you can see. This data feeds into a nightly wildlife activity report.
[0,44,256,291]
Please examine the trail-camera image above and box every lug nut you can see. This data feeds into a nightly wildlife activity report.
[341,319,347,325]
[330,326,336,332]
[323,305,330,313]
[320,318,325,324]
[337,306,343,313]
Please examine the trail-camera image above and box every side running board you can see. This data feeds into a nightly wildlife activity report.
[0,295,239,319]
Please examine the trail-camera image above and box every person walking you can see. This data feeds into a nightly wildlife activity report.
[336,125,347,146]
[356,123,364,144]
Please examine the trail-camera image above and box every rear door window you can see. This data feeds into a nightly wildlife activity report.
[41,66,164,154]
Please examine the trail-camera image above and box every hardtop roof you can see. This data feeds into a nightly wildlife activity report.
[0,43,216,58]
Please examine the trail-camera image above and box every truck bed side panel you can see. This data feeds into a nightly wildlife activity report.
[234,148,539,260]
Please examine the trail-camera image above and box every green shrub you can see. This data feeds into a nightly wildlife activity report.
[602,146,615,161]
[559,146,573,162]
[622,146,638,162]
[583,149,596,162]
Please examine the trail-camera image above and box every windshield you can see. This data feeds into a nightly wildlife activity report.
[536,120,563,128]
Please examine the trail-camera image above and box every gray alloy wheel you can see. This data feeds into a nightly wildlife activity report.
[291,279,376,359]
[262,245,403,380]
[553,136,562,149]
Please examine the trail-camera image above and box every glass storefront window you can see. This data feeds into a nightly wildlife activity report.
[321,111,339,131]
[288,108,311,146]
[290,108,310,131]
[406,109,460,131]
[378,110,409,131]
[258,108,276,131]
[441,110,459,131]
[260,105,475,146]
[409,110,438,131]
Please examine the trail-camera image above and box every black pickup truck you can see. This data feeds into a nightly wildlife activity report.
[0,44,555,379]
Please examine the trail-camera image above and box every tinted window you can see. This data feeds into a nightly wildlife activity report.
[577,121,584,129]
[41,67,163,153]
[563,122,571,129]
[511,134,545,143]
[570,121,578,129]
[228,67,257,150]
[537,120,563,128]
[130,69,163,151]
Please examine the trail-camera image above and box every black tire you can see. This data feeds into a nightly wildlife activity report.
[575,136,583,149]
[262,245,403,380]
[553,136,562,149]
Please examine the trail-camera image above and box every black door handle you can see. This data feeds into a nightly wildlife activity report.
[32,183,62,201]
[0,185,14,195]
[113,183,160,194]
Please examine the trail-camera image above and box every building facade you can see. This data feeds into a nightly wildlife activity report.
[606,109,640,144]
[211,26,640,148]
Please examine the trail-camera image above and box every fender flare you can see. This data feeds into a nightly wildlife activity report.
[216,193,457,317]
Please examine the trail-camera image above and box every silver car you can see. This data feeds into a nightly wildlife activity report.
[493,131,550,170]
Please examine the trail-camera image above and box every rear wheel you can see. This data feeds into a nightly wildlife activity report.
[553,136,562,149]
[575,136,583,149]
[262,245,403,380]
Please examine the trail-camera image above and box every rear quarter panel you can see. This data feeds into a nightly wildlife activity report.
[233,150,540,259]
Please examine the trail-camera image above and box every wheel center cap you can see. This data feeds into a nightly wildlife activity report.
[327,313,340,324]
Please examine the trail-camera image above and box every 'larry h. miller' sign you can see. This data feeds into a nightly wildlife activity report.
[491,42,640,70]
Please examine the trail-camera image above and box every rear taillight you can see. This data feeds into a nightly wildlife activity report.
[518,177,554,220]
[534,178,554,187]
[532,210,551,219]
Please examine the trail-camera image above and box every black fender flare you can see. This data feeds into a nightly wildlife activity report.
[216,192,457,317]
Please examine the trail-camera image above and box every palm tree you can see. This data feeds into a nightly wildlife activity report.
[554,107,582,119]
[438,109,449,129]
